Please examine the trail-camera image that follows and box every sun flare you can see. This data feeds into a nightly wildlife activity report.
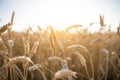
[0,0,120,32]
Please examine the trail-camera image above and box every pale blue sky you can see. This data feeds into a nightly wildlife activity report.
[0,0,120,32]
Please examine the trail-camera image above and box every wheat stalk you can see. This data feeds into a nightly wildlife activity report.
[28,64,42,72]
[28,63,47,80]
[90,38,105,45]
[30,41,39,56]
[101,48,109,80]
[8,56,33,66]
[48,56,63,61]
[73,52,86,67]
[53,69,77,80]
[73,52,90,80]
[65,25,82,33]
[67,44,94,80]
[0,11,14,35]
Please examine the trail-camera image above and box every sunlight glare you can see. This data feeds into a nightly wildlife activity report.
[0,0,120,32]
[88,24,101,33]
[13,0,99,32]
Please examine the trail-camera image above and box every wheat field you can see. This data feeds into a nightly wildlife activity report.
[0,12,120,80]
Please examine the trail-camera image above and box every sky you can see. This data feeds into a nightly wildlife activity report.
[0,0,120,32]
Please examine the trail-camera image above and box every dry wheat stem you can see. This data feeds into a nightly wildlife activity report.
[67,44,94,79]
[14,65,24,80]
[54,69,77,80]
[102,48,109,80]
[42,64,54,74]
[35,65,47,80]
[105,52,108,80]
[73,52,90,80]
[0,56,34,69]
[108,59,120,73]
[48,56,63,62]
[74,52,86,67]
